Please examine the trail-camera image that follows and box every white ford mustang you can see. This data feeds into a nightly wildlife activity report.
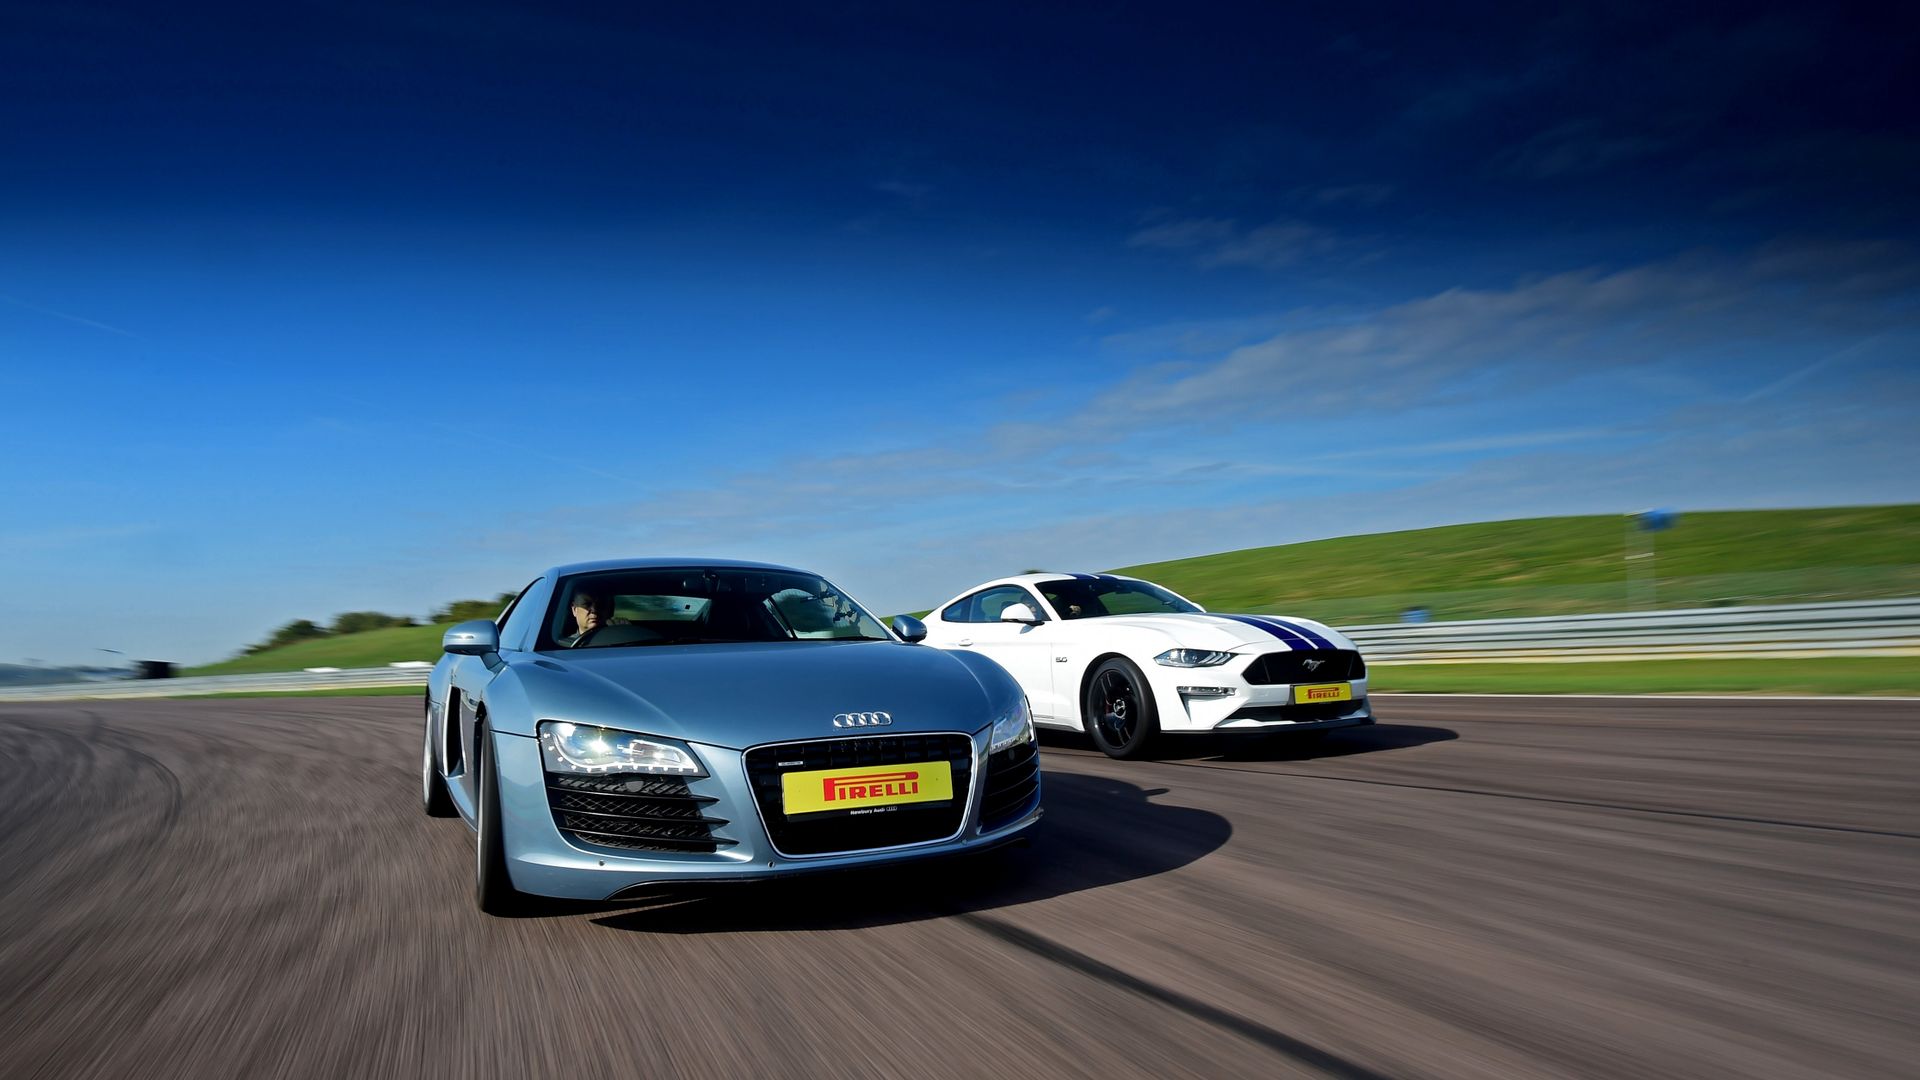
[923,573,1372,758]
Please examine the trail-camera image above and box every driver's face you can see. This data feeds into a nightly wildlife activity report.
[571,599,600,632]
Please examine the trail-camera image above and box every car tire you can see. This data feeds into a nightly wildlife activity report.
[1083,657,1159,759]
[422,706,457,818]
[474,721,527,916]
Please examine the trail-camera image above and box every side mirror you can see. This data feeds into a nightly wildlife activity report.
[999,603,1041,624]
[890,615,928,643]
[443,619,500,656]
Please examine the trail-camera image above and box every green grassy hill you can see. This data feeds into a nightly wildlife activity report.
[1111,504,1920,625]
[194,504,1919,675]
[185,623,451,676]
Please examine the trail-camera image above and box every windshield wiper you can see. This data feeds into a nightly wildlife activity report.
[761,599,800,641]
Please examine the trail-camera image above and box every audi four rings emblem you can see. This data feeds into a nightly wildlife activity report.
[831,711,893,728]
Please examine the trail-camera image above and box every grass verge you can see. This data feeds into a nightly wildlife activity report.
[1370,656,1920,696]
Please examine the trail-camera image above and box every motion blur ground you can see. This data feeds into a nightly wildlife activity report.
[2,697,1914,1079]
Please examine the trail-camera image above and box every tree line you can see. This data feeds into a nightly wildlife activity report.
[245,593,519,654]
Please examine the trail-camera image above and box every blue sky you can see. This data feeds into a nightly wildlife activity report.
[2,1,1917,665]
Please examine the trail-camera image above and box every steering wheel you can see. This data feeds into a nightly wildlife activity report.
[569,626,601,648]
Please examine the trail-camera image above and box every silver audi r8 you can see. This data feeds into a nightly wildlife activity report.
[422,559,1041,915]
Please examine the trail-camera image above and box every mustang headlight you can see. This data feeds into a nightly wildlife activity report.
[537,721,704,776]
[988,697,1034,755]
[1154,648,1236,668]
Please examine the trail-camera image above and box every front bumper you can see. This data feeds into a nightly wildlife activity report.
[493,728,1042,900]
[1143,666,1374,734]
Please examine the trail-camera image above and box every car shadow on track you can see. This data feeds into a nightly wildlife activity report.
[1036,722,1458,763]
[587,772,1230,934]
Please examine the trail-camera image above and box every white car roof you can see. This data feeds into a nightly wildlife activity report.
[937,572,1157,609]
[969,572,1145,590]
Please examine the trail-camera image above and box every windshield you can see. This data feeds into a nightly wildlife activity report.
[541,568,893,650]
[1037,576,1201,620]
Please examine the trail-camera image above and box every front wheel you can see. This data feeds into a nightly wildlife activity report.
[1084,657,1160,759]
[422,704,457,818]
[474,722,527,916]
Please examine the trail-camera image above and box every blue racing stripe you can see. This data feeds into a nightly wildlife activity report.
[1218,614,1310,650]
[1262,616,1335,650]
[1245,615,1320,650]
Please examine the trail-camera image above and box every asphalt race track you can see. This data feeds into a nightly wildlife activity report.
[2,696,1914,1080]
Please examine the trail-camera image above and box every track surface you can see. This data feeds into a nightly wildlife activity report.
[2,697,1915,1079]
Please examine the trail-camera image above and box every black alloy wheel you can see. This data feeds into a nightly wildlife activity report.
[1084,657,1159,759]
[474,720,527,916]
[422,704,457,817]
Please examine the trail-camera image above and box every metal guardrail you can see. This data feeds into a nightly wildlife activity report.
[1,599,1915,701]
[0,665,432,702]
[1348,598,1920,664]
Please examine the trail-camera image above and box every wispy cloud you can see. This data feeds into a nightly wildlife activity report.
[1070,240,1918,438]
[873,180,933,207]
[468,239,1920,612]
[0,523,162,554]
[1738,335,1890,403]
[0,292,138,338]
[1493,118,1674,179]
[1310,183,1393,206]
[1126,217,1235,251]
[1098,313,1294,357]
[1127,216,1340,270]
[1310,428,1621,460]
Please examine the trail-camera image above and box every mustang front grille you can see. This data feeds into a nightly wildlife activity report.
[1242,649,1365,684]
[979,740,1040,832]
[544,772,730,853]
[743,733,974,857]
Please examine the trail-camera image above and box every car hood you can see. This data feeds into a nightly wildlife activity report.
[513,641,1008,750]
[1071,613,1354,652]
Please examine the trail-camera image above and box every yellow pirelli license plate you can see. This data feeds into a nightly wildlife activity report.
[1293,682,1353,705]
[781,761,953,816]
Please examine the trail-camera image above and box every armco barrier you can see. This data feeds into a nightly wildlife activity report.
[0,665,432,702]
[1346,598,1920,664]
[2,599,1915,701]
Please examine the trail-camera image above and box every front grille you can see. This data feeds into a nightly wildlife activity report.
[1242,649,1365,684]
[545,772,730,854]
[1225,700,1365,724]
[743,734,973,856]
[980,740,1040,832]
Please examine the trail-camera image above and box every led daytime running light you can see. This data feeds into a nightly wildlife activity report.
[1154,648,1236,668]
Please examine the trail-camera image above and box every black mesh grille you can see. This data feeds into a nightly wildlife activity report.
[544,772,729,854]
[980,740,1040,832]
[1242,650,1365,684]
[743,734,973,856]
[1226,701,1365,724]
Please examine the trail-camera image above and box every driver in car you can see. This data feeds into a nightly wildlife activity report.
[560,590,606,646]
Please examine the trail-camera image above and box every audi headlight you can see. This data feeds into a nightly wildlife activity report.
[1154,648,1235,668]
[537,721,704,776]
[988,697,1034,755]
